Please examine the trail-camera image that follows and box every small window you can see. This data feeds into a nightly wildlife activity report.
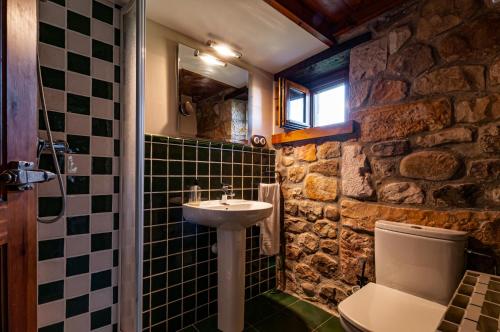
[312,83,346,127]
[278,79,311,130]
[277,73,348,131]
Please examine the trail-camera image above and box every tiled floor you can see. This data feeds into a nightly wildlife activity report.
[181,290,344,332]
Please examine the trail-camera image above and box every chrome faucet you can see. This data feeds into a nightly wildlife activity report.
[221,184,235,204]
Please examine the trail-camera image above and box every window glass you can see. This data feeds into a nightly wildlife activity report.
[313,83,345,127]
[287,88,306,123]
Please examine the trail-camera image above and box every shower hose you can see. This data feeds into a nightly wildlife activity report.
[36,52,66,224]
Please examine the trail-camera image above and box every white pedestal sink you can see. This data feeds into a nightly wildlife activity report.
[183,200,273,332]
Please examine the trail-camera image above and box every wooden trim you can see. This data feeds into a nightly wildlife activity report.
[272,120,355,145]
[5,0,38,331]
[283,79,310,129]
[274,32,371,81]
[263,0,336,46]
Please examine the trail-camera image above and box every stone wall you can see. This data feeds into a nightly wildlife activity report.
[275,0,500,313]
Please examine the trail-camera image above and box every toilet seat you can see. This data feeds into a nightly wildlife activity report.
[338,283,446,332]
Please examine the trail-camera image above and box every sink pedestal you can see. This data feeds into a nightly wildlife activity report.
[182,200,273,332]
[217,228,246,332]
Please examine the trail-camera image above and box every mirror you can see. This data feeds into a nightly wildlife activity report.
[178,44,249,142]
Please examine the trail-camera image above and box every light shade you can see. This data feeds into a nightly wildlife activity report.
[207,40,242,59]
[194,50,227,67]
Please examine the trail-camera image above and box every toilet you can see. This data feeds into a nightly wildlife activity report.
[338,220,468,332]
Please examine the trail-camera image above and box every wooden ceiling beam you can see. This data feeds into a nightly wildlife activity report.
[274,32,371,81]
[264,0,337,46]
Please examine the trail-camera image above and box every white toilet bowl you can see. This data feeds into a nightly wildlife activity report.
[338,283,446,332]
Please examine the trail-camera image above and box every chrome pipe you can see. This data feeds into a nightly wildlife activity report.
[135,0,145,331]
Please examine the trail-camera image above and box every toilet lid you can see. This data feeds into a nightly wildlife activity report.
[338,283,446,332]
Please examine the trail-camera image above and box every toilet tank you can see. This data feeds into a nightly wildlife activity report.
[375,220,468,305]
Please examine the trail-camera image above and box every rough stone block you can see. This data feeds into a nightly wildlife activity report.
[286,244,303,261]
[288,165,307,183]
[349,80,371,109]
[491,57,500,86]
[281,156,295,166]
[297,233,320,254]
[352,98,452,142]
[415,127,474,147]
[298,200,324,221]
[370,79,407,104]
[309,159,339,177]
[371,158,399,179]
[388,25,412,54]
[339,228,375,285]
[432,183,481,208]
[295,263,320,283]
[285,217,311,234]
[304,174,338,202]
[312,219,338,239]
[340,199,500,249]
[379,182,425,204]
[341,144,374,199]
[370,139,409,157]
[400,150,461,181]
[455,97,490,123]
[478,122,500,153]
[320,240,339,255]
[294,144,317,162]
[324,205,340,221]
[387,44,434,78]
[350,37,388,81]
[311,253,338,278]
[437,14,500,62]
[468,159,500,180]
[413,66,485,95]
[317,141,341,159]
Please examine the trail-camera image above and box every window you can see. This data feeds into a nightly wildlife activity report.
[278,74,347,131]
[312,83,346,127]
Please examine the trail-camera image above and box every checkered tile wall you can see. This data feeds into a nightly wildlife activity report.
[36,0,121,331]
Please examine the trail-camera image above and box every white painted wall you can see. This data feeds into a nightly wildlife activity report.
[145,19,276,140]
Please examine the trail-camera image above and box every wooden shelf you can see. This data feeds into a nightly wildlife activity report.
[272,120,355,145]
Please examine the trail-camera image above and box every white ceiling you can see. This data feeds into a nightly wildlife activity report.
[146,0,328,74]
[179,44,249,88]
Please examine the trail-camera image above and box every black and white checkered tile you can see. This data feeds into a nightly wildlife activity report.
[37,0,121,331]
[143,135,277,332]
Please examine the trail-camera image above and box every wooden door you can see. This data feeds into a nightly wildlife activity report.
[0,0,38,331]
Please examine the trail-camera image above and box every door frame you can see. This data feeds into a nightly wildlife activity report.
[2,0,38,331]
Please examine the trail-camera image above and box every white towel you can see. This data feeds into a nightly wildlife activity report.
[258,183,280,256]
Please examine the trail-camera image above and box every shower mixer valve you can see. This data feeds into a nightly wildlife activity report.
[0,161,56,191]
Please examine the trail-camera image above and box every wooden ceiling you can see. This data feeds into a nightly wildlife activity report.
[179,69,248,103]
[179,69,232,103]
[264,0,407,46]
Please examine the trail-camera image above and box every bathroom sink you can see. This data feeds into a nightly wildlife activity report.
[182,199,274,332]
[183,199,273,230]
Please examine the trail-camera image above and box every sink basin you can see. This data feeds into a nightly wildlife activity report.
[183,199,273,229]
[182,199,275,332]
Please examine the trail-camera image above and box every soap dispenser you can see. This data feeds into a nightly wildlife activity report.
[189,179,201,205]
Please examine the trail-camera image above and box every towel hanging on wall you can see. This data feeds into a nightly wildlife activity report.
[258,183,280,256]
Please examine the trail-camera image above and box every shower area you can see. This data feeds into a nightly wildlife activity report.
[35,1,278,331]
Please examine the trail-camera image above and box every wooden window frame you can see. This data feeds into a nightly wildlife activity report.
[280,78,311,130]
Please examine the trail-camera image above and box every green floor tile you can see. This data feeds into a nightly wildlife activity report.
[253,311,311,332]
[244,296,283,324]
[262,290,299,307]
[314,316,344,332]
[195,315,219,332]
[285,300,332,330]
